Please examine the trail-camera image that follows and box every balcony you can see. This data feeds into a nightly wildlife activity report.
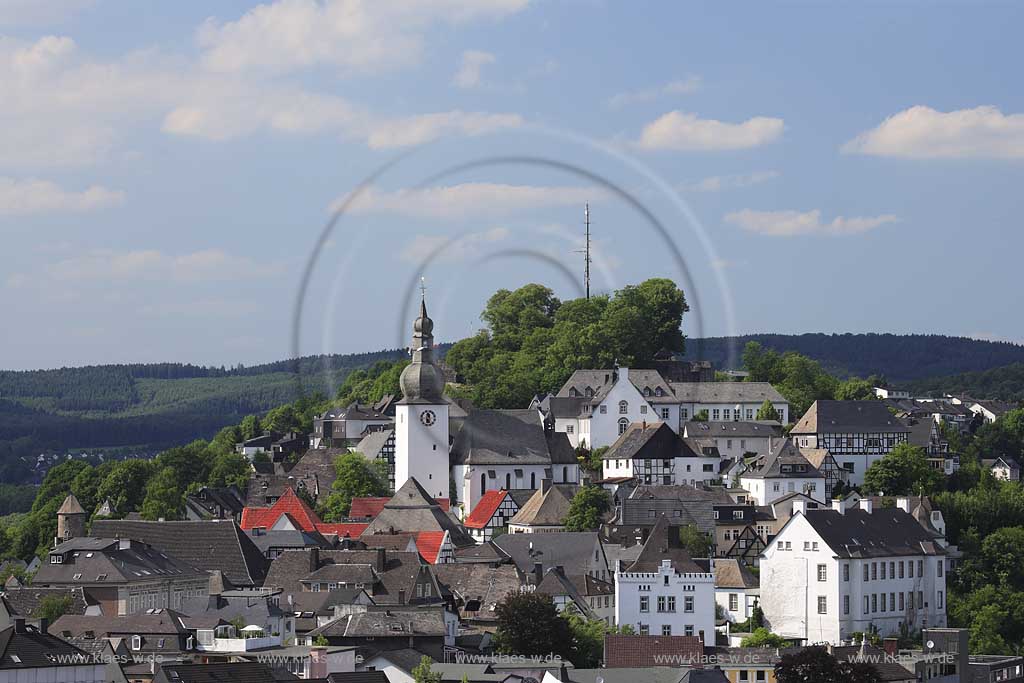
[196,625,281,652]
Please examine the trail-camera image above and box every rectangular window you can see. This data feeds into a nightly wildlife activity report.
[641,405,648,414]
[909,562,914,579]
[667,596,676,612]
[871,563,877,580]
[684,625,694,637]
[817,564,827,582]
[662,625,672,636]
[938,591,944,609]
[843,564,849,582]
[890,593,896,611]
[908,592,914,610]
[863,564,869,582]
[843,595,850,615]
[918,560,923,576]
[937,560,944,577]
[872,594,877,613]
[657,596,666,612]
[890,561,896,578]
[640,596,649,613]
[864,596,870,614]
[817,596,827,614]
[681,408,688,419]
[712,409,720,420]
[566,425,574,434]
[729,594,739,611]
[639,624,649,635]
[880,594,887,612]
[880,563,886,580]
[899,561,905,579]
[685,596,694,613]
[899,592,905,611]
[661,408,669,419]
[919,591,923,608]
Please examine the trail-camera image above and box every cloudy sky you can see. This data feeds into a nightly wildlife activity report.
[2,1,1023,370]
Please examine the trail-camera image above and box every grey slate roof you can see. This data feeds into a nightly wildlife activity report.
[1,587,89,618]
[492,532,606,577]
[604,421,701,461]
[624,516,708,574]
[714,559,759,589]
[791,400,910,435]
[450,409,566,466]
[801,508,947,559]
[246,529,333,555]
[354,429,394,458]
[507,484,576,527]
[741,439,824,479]
[34,538,204,586]
[667,382,786,404]
[614,484,732,535]
[154,662,280,683]
[306,606,447,638]
[361,478,474,547]
[92,519,268,586]
[433,564,522,620]
[557,369,679,405]
[0,623,89,670]
[683,421,784,439]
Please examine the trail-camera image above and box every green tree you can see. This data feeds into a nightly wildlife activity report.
[678,524,712,557]
[775,646,880,683]
[862,443,943,495]
[96,459,154,516]
[564,485,611,532]
[207,453,251,489]
[692,409,709,422]
[494,591,571,658]
[318,452,388,522]
[240,415,262,441]
[141,467,185,520]
[34,594,73,622]
[412,656,442,683]
[740,627,790,648]
[755,400,780,422]
[835,378,877,401]
[562,609,625,668]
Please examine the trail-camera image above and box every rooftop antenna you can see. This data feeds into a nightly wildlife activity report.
[573,204,592,299]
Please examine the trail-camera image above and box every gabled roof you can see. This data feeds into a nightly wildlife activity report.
[604,421,701,461]
[1,587,89,618]
[154,662,280,683]
[535,567,597,619]
[306,605,448,638]
[34,537,204,586]
[507,484,576,528]
[741,439,824,480]
[791,400,909,435]
[683,421,784,439]
[354,430,395,459]
[464,490,514,529]
[350,496,451,519]
[492,532,605,577]
[624,516,707,574]
[0,623,88,670]
[799,508,947,559]
[433,564,522,620]
[361,479,473,547]
[667,382,786,405]
[240,487,321,531]
[90,519,268,586]
[450,409,563,466]
[713,558,759,589]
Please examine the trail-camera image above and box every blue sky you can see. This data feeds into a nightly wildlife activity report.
[2,1,1023,370]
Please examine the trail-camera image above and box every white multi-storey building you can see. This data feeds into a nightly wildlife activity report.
[602,421,721,487]
[714,558,760,624]
[790,400,910,487]
[739,439,828,505]
[547,368,789,449]
[682,420,783,461]
[759,497,947,645]
[615,516,716,646]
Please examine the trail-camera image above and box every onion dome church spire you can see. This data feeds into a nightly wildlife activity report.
[398,286,446,404]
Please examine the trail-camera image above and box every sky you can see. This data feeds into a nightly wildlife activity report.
[2,0,1023,371]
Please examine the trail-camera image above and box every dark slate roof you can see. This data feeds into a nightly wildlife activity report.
[1,586,89,618]
[791,400,910,435]
[0,622,89,669]
[361,478,474,547]
[91,519,269,586]
[246,529,333,555]
[34,538,204,586]
[433,564,522,620]
[831,645,916,681]
[614,484,731,535]
[801,508,947,558]
[155,662,280,683]
[604,422,701,461]
[492,533,605,577]
[624,516,708,574]
[450,409,556,466]
[557,369,679,405]
[327,672,391,683]
[354,430,394,458]
[247,448,346,505]
[683,421,784,439]
[306,606,447,638]
[741,439,824,480]
[545,396,590,419]
[535,567,597,619]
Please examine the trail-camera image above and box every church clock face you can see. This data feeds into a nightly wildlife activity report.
[420,410,437,427]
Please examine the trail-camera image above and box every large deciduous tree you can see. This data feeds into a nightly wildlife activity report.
[494,591,571,658]
[318,452,388,521]
[862,443,943,495]
[563,485,611,532]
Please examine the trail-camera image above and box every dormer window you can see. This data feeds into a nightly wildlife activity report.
[585,387,594,397]
[655,387,664,397]
[644,387,652,397]
[131,635,142,650]
[569,388,578,398]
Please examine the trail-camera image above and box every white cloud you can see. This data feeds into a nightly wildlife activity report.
[607,77,701,108]
[453,49,495,88]
[343,182,602,218]
[842,105,1024,159]
[399,227,510,263]
[198,0,528,75]
[681,170,780,193]
[724,209,899,237]
[0,177,125,215]
[0,35,525,165]
[638,111,784,151]
[363,110,522,149]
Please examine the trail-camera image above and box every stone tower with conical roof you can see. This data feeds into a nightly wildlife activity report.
[56,493,87,543]
[394,294,450,501]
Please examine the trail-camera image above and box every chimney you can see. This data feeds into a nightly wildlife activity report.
[620,367,629,381]
[38,618,48,635]
[376,547,386,572]
[309,547,320,573]
[533,562,543,585]
[896,497,911,514]
[13,618,26,633]
[859,499,873,514]
[831,498,845,514]
[542,479,551,494]
[792,500,807,516]
[309,647,328,679]
[398,589,406,605]
[882,637,899,657]
[118,539,131,551]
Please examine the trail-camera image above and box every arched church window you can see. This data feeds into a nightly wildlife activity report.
[618,418,629,435]
[480,473,486,493]
[619,400,628,414]
[531,472,536,489]
[505,473,511,489]
[563,466,569,482]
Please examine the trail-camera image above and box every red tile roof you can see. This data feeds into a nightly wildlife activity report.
[604,635,704,668]
[239,488,322,531]
[414,531,446,564]
[464,490,509,529]
[315,523,369,538]
[349,496,450,519]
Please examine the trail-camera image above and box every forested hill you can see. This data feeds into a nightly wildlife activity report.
[685,333,1024,382]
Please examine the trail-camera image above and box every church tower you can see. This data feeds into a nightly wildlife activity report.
[394,292,450,500]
